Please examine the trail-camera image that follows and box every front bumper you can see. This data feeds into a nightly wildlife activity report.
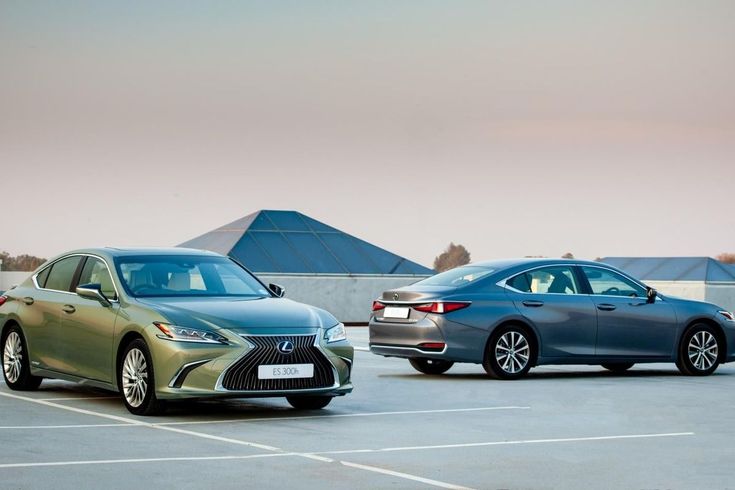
[146,326,354,400]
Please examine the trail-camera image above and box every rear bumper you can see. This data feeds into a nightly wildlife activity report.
[369,316,447,359]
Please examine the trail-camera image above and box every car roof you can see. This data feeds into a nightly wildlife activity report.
[61,247,222,258]
[470,258,606,270]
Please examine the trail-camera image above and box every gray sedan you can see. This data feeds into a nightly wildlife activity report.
[369,259,735,378]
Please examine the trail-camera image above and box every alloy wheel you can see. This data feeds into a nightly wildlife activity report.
[122,348,149,408]
[3,331,23,384]
[687,330,718,371]
[495,331,530,374]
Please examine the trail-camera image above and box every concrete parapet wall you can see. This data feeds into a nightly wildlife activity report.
[256,274,428,324]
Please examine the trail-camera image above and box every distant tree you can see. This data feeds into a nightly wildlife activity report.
[433,243,470,272]
[561,252,575,259]
[0,252,47,271]
[717,253,735,264]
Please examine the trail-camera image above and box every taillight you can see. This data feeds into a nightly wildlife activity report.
[413,302,470,314]
[372,301,385,312]
[0,296,7,307]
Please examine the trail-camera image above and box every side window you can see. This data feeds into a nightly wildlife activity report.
[507,266,579,295]
[35,267,51,288]
[44,256,83,292]
[78,257,118,300]
[582,267,646,298]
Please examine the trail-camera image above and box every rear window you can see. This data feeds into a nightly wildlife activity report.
[414,266,494,288]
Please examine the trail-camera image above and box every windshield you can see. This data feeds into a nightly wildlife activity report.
[414,266,494,287]
[115,255,271,298]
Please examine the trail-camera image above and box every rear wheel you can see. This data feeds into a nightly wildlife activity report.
[601,362,634,373]
[286,395,333,410]
[484,326,534,380]
[119,339,166,415]
[676,324,720,376]
[2,325,42,390]
[409,358,454,375]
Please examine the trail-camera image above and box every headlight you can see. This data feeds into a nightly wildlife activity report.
[718,311,734,322]
[325,323,347,343]
[154,322,228,344]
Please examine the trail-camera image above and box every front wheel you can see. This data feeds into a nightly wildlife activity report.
[287,395,333,410]
[601,362,634,373]
[483,326,534,380]
[676,324,721,376]
[119,339,166,415]
[2,325,42,390]
[409,358,454,375]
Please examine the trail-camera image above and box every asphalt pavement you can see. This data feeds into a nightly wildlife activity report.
[1,327,734,489]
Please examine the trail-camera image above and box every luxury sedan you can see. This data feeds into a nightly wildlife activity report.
[1,248,353,415]
[369,259,735,379]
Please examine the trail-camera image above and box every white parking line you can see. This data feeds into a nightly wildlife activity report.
[353,346,369,352]
[0,390,472,489]
[0,423,131,430]
[156,406,530,426]
[0,406,529,430]
[37,396,120,402]
[307,432,696,456]
[341,461,471,490]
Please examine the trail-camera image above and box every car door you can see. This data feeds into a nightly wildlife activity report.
[20,255,84,373]
[504,265,598,358]
[579,266,678,358]
[58,256,120,383]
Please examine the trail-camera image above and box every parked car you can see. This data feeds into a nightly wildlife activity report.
[369,259,735,379]
[1,248,353,415]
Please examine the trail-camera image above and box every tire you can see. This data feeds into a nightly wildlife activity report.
[483,325,534,380]
[676,324,721,376]
[409,358,454,375]
[2,325,42,390]
[119,339,166,416]
[601,362,634,373]
[286,395,333,410]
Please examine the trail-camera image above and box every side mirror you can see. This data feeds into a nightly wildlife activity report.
[268,283,285,298]
[76,283,112,307]
[646,287,657,304]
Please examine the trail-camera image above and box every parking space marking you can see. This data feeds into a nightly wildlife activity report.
[0,390,472,489]
[0,453,290,469]
[156,406,530,426]
[0,423,132,430]
[37,396,120,402]
[353,346,369,352]
[307,432,696,456]
[341,461,471,490]
[0,391,281,451]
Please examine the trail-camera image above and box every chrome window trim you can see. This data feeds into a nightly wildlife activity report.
[213,333,340,393]
[32,253,121,303]
[497,263,652,300]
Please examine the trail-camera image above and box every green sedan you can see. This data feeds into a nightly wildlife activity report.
[0,248,353,415]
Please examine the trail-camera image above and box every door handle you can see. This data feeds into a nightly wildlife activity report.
[522,300,544,307]
[597,304,616,311]
[22,297,34,305]
[62,305,76,314]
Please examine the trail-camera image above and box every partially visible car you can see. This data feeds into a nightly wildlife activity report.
[1,248,353,414]
[369,259,735,379]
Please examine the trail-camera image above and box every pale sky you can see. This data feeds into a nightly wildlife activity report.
[1,1,734,267]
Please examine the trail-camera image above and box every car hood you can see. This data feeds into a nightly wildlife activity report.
[660,293,723,316]
[136,296,339,333]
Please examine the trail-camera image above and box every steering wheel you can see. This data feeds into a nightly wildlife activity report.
[132,284,158,294]
[602,287,620,296]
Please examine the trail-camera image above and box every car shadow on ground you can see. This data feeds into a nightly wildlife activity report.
[378,368,731,381]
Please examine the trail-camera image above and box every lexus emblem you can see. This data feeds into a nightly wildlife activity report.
[393,293,399,300]
[277,340,295,355]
